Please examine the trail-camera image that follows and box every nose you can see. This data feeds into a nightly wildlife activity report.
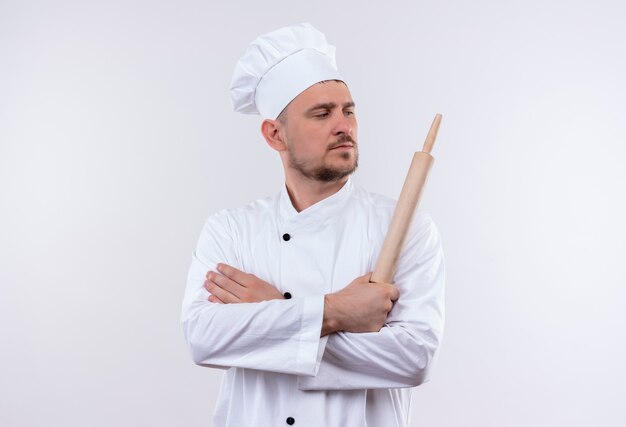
[332,111,354,136]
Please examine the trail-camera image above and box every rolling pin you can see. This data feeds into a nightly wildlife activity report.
[370,114,442,284]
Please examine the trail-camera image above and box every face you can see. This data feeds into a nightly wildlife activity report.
[279,80,358,182]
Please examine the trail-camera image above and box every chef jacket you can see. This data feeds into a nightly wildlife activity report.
[181,178,445,427]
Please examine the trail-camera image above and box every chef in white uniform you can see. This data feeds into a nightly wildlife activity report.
[181,23,445,427]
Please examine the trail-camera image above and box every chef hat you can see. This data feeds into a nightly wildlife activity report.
[229,23,344,119]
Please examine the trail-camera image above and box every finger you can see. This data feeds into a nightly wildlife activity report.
[208,294,224,304]
[203,276,220,292]
[202,271,212,292]
[210,271,247,299]
[390,286,400,302]
[205,275,240,304]
[217,263,251,287]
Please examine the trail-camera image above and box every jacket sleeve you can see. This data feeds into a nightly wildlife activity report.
[298,212,445,390]
[181,210,328,376]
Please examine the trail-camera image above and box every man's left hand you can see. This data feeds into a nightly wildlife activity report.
[204,263,285,304]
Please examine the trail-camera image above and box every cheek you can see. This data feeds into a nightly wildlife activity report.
[286,135,314,160]
[295,129,326,153]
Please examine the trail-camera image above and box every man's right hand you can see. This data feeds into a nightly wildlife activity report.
[321,273,399,336]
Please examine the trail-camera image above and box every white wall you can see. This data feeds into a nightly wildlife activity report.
[1,1,624,426]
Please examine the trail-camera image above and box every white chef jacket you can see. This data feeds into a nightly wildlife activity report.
[181,179,445,427]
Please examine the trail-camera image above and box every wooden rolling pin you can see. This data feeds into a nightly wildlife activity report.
[370,114,442,284]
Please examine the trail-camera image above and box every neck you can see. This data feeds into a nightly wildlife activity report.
[284,174,349,212]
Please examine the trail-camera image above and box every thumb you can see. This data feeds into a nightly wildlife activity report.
[360,272,373,284]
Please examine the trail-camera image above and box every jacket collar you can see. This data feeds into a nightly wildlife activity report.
[279,178,353,226]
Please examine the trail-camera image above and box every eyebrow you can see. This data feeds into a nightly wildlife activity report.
[305,101,356,114]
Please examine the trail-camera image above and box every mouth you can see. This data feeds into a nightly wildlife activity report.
[329,138,356,151]
[330,143,354,150]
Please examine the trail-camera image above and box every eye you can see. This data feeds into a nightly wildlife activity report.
[345,110,355,117]
[314,111,330,118]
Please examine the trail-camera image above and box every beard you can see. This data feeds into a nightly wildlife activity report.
[287,136,359,182]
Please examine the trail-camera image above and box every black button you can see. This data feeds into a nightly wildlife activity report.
[283,292,292,299]
[282,233,291,241]
[286,417,295,425]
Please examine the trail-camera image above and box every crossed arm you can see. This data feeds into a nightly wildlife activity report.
[182,210,444,389]
[204,263,399,336]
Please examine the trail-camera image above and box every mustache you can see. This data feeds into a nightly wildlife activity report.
[328,135,356,150]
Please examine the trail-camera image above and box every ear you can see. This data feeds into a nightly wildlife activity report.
[261,119,287,152]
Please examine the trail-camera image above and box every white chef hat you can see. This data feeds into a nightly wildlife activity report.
[229,23,344,119]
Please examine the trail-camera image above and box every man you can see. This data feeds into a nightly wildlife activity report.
[181,23,445,427]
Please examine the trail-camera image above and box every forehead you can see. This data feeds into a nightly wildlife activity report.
[287,80,353,113]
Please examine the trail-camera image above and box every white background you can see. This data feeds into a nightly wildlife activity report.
[1,1,625,426]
